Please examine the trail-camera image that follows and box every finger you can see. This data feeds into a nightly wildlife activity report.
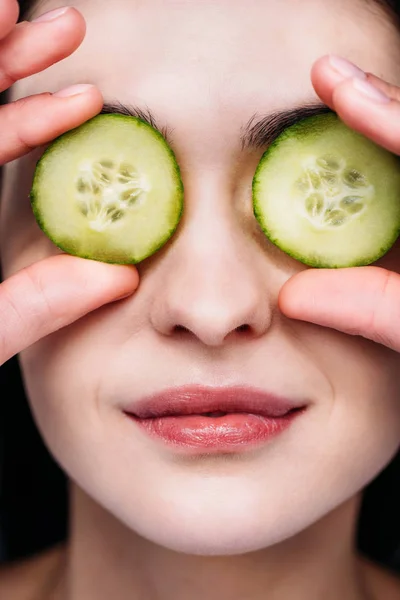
[311,55,400,154]
[0,0,19,41]
[0,85,103,164]
[331,78,400,155]
[279,266,400,352]
[311,55,366,109]
[311,55,400,109]
[0,7,86,92]
[0,255,138,364]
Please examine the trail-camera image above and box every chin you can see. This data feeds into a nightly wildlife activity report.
[99,484,320,556]
[118,506,313,556]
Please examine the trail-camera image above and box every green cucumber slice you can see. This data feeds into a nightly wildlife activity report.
[31,114,184,264]
[252,112,400,268]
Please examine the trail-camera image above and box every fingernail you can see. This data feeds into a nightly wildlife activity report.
[32,6,70,23]
[329,55,366,80]
[352,78,391,104]
[53,84,95,98]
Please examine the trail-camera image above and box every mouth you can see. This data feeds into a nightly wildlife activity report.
[123,386,307,452]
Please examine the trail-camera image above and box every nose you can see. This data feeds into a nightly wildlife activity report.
[150,196,273,347]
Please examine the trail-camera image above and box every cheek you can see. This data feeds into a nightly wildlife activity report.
[293,320,400,444]
[20,309,118,436]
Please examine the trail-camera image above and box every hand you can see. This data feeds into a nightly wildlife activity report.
[0,0,103,162]
[0,0,138,366]
[279,54,400,352]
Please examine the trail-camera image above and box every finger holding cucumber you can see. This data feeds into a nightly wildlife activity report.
[279,55,400,352]
[0,255,138,365]
[311,54,400,154]
[0,0,138,365]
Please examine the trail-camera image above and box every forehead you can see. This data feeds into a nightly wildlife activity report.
[19,1,400,94]
[12,0,400,149]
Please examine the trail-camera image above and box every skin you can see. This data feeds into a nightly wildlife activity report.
[2,0,400,598]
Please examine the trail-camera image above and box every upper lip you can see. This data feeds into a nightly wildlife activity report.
[124,385,307,419]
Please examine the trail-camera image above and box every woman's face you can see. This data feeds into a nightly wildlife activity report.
[2,0,400,555]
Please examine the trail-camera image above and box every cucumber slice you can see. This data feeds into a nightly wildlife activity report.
[31,114,184,264]
[253,112,400,268]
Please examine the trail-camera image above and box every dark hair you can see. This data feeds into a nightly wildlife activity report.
[375,0,400,16]
[1,0,400,572]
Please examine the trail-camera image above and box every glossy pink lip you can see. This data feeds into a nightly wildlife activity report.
[124,386,307,452]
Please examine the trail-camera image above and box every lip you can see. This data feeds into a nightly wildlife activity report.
[124,386,307,452]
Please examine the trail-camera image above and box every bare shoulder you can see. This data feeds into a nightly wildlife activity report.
[359,555,400,599]
[0,544,65,600]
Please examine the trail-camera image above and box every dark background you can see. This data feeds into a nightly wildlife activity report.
[0,354,68,561]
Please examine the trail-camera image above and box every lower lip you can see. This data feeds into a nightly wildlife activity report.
[127,410,303,452]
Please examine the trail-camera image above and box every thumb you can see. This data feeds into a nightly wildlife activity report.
[0,254,138,364]
[279,266,400,351]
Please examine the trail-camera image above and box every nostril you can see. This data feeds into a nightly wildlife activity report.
[174,325,190,334]
[236,324,251,334]
[172,323,251,338]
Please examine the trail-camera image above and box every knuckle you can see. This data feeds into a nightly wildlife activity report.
[0,21,34,86]
[1,282,26,330]
[23,263,60,323]
[0,282,27,359]
[365,269,389,331]
[1,94,51,153]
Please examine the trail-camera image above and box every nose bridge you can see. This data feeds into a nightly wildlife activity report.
[150,179,273,346]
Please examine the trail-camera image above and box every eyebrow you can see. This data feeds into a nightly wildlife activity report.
[101,102,174,144]
[101,100,332,151]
